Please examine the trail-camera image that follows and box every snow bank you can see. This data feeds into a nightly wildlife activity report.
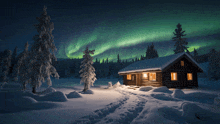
[119,85,126,88]
[66,91,82,98]
[107,82,112,88]
[180,102,217,122]
[113,81,121,88]
[139,86,153,91]
[80,89,94,94]
[171,89,185,98]
[1,83,22,91]
[39,91,68,102]
[214,97,220,106]
[40,87,56,95]
[6,96,38,107]
[108,82,112,87]
[152,86,172,93]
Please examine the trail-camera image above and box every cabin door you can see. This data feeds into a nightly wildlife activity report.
[180,73,187,87]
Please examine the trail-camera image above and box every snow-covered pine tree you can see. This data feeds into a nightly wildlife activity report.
[27,5,59,93]
[0,49,12,82]
[10,46,18,74]
[14,42,31,90]
[172,23,189,54]
[79,46,97,92]
[0,59,4,82]
[208,50,220,80]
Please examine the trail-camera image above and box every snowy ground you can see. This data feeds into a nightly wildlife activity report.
[0,77,220,124]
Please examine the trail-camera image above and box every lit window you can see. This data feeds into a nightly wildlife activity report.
[149,73,156,81]
[127,74,131,80]
[181,61,184,66]
[143,73,148,79]
[187,73,193,80]
[171,72,177,81]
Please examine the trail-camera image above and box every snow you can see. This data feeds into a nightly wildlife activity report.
[172,89,185,98]
[0,77,220,124]
[118,52,204,74]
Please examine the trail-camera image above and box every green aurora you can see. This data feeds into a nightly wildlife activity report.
[55,3,220,63]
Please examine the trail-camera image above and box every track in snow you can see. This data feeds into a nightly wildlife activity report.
[71,89,148,124]
[95,89,147,124]
[71,91,130,124]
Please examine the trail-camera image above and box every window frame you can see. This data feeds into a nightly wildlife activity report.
[181,61,184,66]
[142,73,148,79]
[187,73,193,80]
[171,72,178,81]
[149,73,156,81]
[127,74,131,80]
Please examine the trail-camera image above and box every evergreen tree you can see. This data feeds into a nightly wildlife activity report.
[208,50,220,80]
[194,48,198,57]
[117,54,120,63]
[135,57,138,62]
[0,49,12,82]
[14,42,30,90]
[145,46,150,59]
[27,5,59,93]
[172,23,188,54]
[125,59,127,63]
[146,43,159,59]
[11,46,18,62]
[95,58,98,63]
[102,59,104,64]
[106,58,108,64]
[79,46,97,92]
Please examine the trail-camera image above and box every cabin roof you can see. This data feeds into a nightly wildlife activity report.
[118,52,204,74]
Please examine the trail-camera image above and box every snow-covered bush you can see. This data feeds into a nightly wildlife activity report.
[139,86,153,91]
[6,96,38,107]
[172,89,185,98]
[152,86,172,93]
[40,87,56,95]
[80,89,94,94]
[39,91,68,102]
[113,81,121,88]
[108,82,112,88]
[66,91,82,98]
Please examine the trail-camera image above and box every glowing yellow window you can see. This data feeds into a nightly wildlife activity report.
[143,73,148,79]
[187,73,193,80]
[181,61,184,66]
[171,72,177,81]
[127,74,131,80]
[149,73,156,81]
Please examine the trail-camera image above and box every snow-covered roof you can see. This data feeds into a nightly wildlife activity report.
[118,52,204,74]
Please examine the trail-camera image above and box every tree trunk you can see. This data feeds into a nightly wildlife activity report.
[83,83,88,92]
[32,87,36,93]
[23,84,26,91]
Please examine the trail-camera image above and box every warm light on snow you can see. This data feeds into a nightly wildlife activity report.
[0,77,220,124]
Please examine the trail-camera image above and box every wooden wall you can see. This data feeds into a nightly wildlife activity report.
[162,56,199,88]
[120,55,200,88]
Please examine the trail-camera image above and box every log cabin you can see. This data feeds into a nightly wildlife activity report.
[118,52,204,88]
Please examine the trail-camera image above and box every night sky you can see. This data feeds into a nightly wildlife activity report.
[1,0,220,62]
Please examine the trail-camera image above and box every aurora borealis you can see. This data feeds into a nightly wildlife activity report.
[1,0,220,63]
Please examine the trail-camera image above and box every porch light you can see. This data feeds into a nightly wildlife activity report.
[143,74,147,78]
